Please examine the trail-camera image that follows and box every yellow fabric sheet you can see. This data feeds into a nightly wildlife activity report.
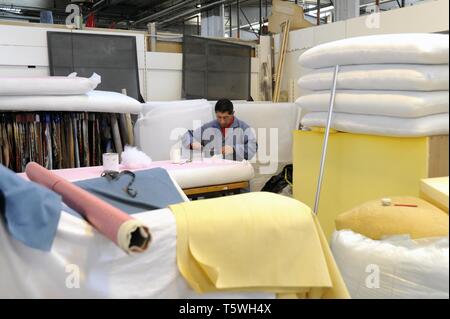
[169,192,350,299]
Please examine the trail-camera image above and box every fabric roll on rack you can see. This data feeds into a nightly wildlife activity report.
[0,112,134,172]
[25,162,151,254]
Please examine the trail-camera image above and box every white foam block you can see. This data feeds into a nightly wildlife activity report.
[296,90,449,118]
[298,64,449,91]
[298,33,449,69]
[141,99,211,116]
[0,90,143,114]
[300,112,449,137]
[0,73,101,96]
[135,103,214,161]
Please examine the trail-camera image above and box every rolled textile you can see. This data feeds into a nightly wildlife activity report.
[25,162,151,253]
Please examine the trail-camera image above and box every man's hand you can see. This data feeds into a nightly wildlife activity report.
[191,142,202,151]
[222,145,234,155]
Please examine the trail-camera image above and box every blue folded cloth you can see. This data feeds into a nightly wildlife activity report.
[0,164,62,251]
[75,167,185,214]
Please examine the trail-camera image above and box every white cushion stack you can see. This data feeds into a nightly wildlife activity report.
[296,33,449,137]
[0,73,142,114]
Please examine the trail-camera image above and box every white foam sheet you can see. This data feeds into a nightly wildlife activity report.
[300,112,449,137]
[233,102,301,163]
[141,99,211,116]
[298,33,449,69]
[331,230,449,299]
[0,73,101,96]
[136,101,301,164]
[0,90,143,114]
[298,64,449,92]
[135,103,214,161]
[296,90,449,118]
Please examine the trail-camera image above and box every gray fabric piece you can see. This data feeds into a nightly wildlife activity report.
[74,167,185,214]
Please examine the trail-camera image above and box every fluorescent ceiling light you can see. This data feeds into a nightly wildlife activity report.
[0,6,22,14]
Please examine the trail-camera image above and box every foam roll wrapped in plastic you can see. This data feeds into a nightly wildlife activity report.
[298,64,449,92]
[298,33,449,69]
[0,73,101,96]
[300,112,449,137]
[296,90,449,118]
[25,162,151,253]
[0,90,143,114]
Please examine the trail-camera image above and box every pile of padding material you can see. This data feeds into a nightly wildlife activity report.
[296,33,449,137]
[0,73,142,114]
[331,196,449,299]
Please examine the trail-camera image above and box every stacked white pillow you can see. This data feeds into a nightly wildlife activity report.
[296,33,449,137]
[0,73,142,114]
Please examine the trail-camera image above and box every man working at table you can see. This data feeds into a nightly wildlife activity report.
[181,99,258,161]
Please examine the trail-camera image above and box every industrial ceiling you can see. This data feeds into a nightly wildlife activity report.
[0,0,425,31]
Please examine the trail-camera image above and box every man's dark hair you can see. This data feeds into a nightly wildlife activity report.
[215,99,234,114]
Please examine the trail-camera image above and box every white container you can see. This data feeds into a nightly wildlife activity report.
[103,153,119,171]
[171,148,182,164]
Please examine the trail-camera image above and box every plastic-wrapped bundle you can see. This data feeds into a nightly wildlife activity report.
[296,90,449,118]
[300,112,449,137]
[296,34,449,136]
[0,73,101,96]
[331,230,449,299]
[298,64,449,92]
[0,90,143,114]
[298,33,449,69]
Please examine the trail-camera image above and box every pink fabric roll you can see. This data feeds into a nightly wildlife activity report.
[25,162,151,253]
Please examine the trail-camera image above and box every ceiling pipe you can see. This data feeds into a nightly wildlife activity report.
[316,0,320,25]
[132,0,193,26]
[158,0,227,27]
[158,0,254,28]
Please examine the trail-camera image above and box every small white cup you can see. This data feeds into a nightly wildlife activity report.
[103,153,119,171]
[171,148,182,164]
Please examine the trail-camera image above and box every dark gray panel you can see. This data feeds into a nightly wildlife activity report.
[183,35,251,101]
[47,32,141,101]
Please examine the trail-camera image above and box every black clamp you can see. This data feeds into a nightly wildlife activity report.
[101,170,138,198]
